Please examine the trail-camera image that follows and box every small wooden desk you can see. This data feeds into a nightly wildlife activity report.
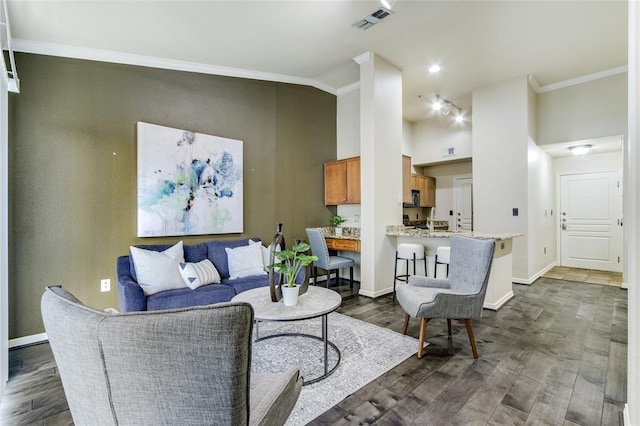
[325,237,360,253]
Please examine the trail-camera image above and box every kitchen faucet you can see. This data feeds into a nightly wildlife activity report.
[429,208,436,232]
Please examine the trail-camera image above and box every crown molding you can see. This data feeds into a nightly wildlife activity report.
[12,39,338,96]
[528,74,541,92]
[352,51,372,65]
[535,65,628,93]
[337,81,360,95]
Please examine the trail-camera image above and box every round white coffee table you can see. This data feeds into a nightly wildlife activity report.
[232,285,342,385]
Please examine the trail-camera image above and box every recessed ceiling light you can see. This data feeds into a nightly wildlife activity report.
[432,100,442,111]
[428,64,441,73]
[454,114,464,124]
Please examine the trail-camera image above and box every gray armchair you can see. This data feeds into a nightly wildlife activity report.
[396,235,495,359]
[41,286,302,425]
[306,228,355,289]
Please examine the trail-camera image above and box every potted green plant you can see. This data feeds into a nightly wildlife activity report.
[267,242,318,306]
[330,214,346,236]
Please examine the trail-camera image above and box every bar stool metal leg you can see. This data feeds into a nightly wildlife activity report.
[393,244,427,302]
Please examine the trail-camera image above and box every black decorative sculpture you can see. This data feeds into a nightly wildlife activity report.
[268,223,311,302]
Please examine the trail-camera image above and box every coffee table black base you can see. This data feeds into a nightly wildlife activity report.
[255,332,341,385]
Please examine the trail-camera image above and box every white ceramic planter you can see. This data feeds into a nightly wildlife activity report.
[281,285,299,306]
[334,227,343,236]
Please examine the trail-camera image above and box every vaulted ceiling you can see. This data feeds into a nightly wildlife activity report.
[7,0,628,122]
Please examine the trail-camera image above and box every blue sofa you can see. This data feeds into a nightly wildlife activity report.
[117,237,270,312]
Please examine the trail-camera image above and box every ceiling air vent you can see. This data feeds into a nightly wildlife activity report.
[353,7,393,30]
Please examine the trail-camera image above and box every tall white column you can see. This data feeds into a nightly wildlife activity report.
[354,52,403,297]
[625,1,639,423]
[472,77,530,280]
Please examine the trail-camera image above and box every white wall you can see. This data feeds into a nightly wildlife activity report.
[411,118,472,164]
[527,139,556,280]
[626,2,639,423]
[527,82,556,282]
[554,150,623,174]
[422,161,473,228]
[537,73,627,145]
[337,88,360,159]
[472,76,530,280]
[358,52,403,298]
[336,87,362,229]
[402,119,413,159]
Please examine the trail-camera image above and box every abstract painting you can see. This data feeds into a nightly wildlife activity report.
[137,122,243,237]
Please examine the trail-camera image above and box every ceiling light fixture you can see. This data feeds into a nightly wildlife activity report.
[428,64,441,73]
[422,95,468,124]
[380,0,397,9]
[568,144,592,156]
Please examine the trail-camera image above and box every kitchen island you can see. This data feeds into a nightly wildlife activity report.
[386,225,522,310]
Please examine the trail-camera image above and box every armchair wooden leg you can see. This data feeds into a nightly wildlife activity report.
[447,319,452,337]
[464,319,479,358]
[402,313,410,335]
[418,318,428,359]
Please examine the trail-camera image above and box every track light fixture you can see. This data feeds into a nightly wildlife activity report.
[428,95,466,124]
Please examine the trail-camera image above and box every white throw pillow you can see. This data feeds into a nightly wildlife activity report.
[130,241,186,295]
[249,239,281,268]
[179,259,221,290]
[225,242,267,279]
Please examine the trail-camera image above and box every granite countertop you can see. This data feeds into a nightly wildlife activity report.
[319,227,360,240]
[385,225,522,241]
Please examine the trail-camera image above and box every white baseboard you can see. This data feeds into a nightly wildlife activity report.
[358,288,392,298]
[9,332,48,349]
[512,262,557,285]
[483,291,514,311]
[623,404,629,425]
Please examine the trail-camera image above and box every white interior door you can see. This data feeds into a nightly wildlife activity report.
[454,177,473,231]
[559,171,623,272]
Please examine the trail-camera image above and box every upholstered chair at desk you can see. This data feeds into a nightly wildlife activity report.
[396,235,495,359]
[306,228,355,289]
[41,286,302,426]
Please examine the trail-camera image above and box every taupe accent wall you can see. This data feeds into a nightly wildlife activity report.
[8,53,336,338]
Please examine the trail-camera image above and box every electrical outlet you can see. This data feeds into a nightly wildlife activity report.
[101,279,111,292]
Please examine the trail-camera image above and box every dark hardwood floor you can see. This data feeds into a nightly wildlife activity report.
[1,276,627,425]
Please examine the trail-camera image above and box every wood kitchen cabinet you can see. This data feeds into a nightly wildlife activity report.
[411,173,436,207]
[324,156,361,205]
[419,175,436,207]
[402,155,412,203]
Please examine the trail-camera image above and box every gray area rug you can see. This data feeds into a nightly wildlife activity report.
[251,312,420,425]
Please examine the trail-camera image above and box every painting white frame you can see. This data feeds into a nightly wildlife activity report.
[137,122,243,237]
